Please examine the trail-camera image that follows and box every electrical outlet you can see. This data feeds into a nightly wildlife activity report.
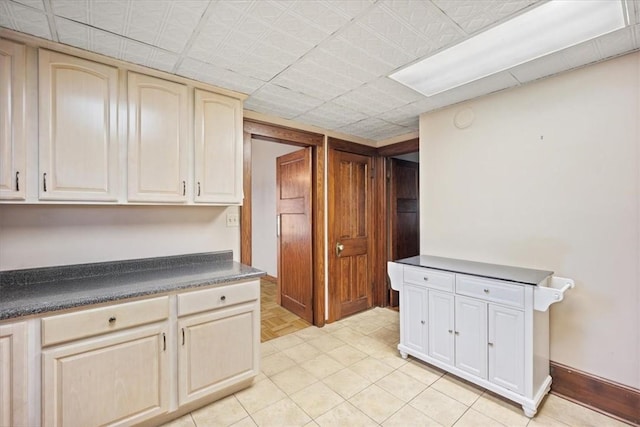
[226,213,240,227]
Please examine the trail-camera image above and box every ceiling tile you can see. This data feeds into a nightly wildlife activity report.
[84,0,128,35]
[323,0,375,19]
[432,0,539,35]
[270,11,329,46]
[296,102,368,128]
[338,117,410,140]
[1,0,51,39]
[382,0,464,56]
[321,36,394,77]
[178,57,265,94]
[55,16,90,50]
[12,0,44,10]
[284,0,351,34]
[250,83,325,113]
[338,22,412,67]
[51,0,89,22]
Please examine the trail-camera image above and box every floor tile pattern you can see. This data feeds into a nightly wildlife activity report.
[260,279,310,342]
[163,307,628,427]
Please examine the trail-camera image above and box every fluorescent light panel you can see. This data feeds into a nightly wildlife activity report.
[390,0,627,97]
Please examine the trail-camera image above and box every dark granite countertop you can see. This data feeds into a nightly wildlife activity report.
[395,255,553,286]
[0,251,265,321]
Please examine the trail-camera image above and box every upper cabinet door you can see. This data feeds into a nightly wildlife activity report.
[194,89,242,204]
[0,39,26,200]
[38,49,119,201]
[128,72,188,203]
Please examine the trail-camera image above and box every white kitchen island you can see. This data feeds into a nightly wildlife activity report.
[388,255,574,417]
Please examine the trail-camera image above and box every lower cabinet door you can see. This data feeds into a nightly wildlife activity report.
[455,296,487,379]
[401,283,428,355]
[488,304,525,394]
[427,290,454,365]
[42,323,169,427]
[178,301,259,405]
[0,322,28,427]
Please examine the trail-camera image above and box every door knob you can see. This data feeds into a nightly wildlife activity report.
[336,242,344,257]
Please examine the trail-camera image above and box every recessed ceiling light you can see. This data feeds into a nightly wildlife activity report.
[390,0,628,97]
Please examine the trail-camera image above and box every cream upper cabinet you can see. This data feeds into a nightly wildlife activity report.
[38,49,119,201]
[0,322,29,427]
[194,89,243,204]
[128,72,188,203]
[0,39,26,200]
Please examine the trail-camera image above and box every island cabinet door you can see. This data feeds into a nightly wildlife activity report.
[454,296,487,379]
[42,323,170,427]
[488,304,525,394]
[401,283,428,355]
[427,290,454,365]
[177,302,259,406]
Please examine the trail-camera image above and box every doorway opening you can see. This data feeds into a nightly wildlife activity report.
[241,120,325,328]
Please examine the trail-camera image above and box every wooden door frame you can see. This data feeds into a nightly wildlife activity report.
[241,119,325,326]
[376,138,420,306]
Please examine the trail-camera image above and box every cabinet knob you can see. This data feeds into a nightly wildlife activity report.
[483,288,490,293]
[423,277,429,281]
[488,342,494,346]
[108,316,116,324]
[420,320,425,324]
[454,331,459,335]
[220,295,226,301]
[448,329,453,334]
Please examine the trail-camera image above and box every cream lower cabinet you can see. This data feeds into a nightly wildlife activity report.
[0,322,28,427]
[177,281,260,406]
[42,324,170,427]
[389,261,573,418]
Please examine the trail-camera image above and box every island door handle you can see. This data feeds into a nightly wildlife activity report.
[182,328,185,345]
[197,181,201,196]
[15,171,19,191]
[43,173,47,192]
[336,242,344,257]
[163,333,166,351]
[182,180,186,196]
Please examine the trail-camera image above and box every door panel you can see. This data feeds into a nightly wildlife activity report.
[277,148,313,323]
[455,296,488,379]
[428,290,454,364]
[329,149,374,321]
[389,158,419,306]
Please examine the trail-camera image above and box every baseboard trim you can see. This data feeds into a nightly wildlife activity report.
[261,274,277,284]
[550,361,640,425]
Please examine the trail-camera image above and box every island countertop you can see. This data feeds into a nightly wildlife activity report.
[0,251,264,321]
[395,254,553,286]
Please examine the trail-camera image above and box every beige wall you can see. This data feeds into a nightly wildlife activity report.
[251,139,300,277]
[419,52,640,389]
[0,205,240,270]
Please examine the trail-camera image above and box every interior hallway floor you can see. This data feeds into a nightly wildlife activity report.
[260,278,310,342]
[163,300,627,427]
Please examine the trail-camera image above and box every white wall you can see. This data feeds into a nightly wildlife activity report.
[251,139,300,277]
[419,52,640,389]
[0,205,240,270]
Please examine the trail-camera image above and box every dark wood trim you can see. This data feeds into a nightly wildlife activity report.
[377,138,419,157]
[260,274,277,284]
[240,131,252,266]
[242,121,325,327]
[244,119,324,147]
[328,137,378,156]
[313,142,325,327]
[550,361,640,425]
[374,156,388,307]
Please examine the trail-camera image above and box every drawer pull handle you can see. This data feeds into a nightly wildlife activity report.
[483,288,490,293]
[43,173,47,192]
[220,295,226,302]
[15,171,19,191]
[423,277,429,281]
[108,316,116,324]
[182,180,186,196]
[163,333,166,351]
[197,181,201,196]
[182,328,185,346]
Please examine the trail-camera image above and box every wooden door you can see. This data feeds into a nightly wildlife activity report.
[127,71,188,203]
[276,147,313,322]
[389,158,419,306]
[328,149,374,321]
[194,89,243,204]
[39,49,119,201]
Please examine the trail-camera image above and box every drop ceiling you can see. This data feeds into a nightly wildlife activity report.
[1,0,639,142]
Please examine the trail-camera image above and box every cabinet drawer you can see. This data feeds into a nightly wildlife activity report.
[178,280,259,316]
[41,296,169,347]
[456,275,524,308]
[404,266,454,292]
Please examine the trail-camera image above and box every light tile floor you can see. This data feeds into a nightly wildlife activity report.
[163,308,628,427]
